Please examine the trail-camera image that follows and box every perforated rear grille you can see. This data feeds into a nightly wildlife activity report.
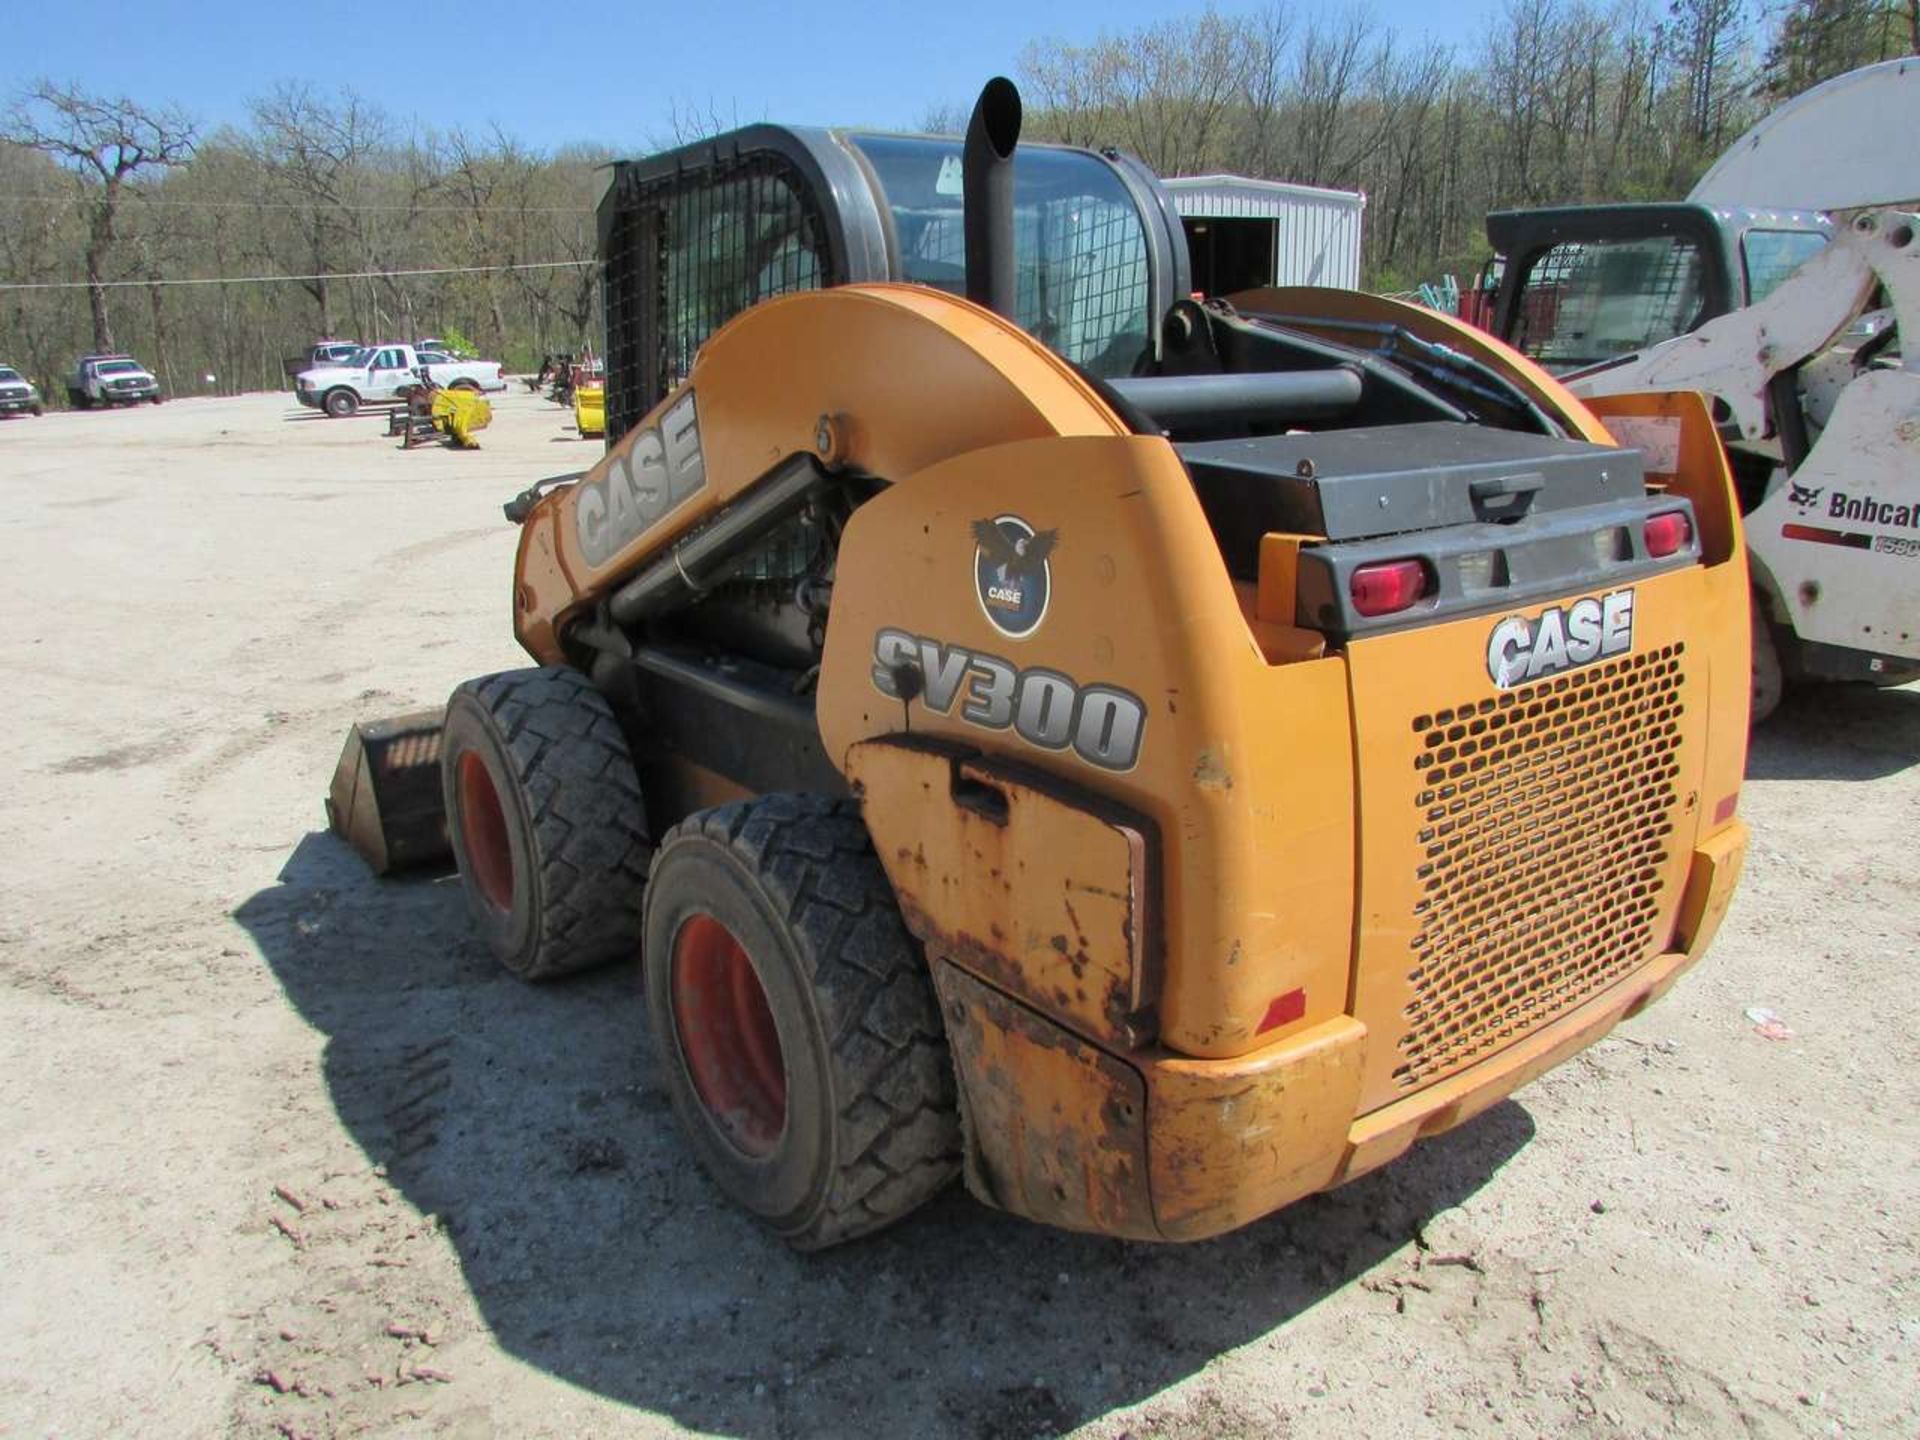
[1395,645,1688,1090]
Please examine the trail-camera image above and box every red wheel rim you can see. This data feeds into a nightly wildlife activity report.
[670,914,787,1158]
[457,751,514,912]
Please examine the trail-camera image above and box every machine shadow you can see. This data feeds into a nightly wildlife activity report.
[1747,682,1920,782]
[239,831,1534,1439]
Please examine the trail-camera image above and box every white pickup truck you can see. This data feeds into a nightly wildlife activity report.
[295,344,507,418]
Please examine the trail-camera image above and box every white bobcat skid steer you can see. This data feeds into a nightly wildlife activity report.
[1567,60,1920,716]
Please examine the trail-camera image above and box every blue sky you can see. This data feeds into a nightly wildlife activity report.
[9,0,1497,155]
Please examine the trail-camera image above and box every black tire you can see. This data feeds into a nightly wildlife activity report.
[643,794,960,1249]
[68,389,90,410]
[1750,593,1784,725]
[322,387,359,418]
[441,666,652,980]
[30,403,43,417]
[148,394,163,405]
[450,378,480,392]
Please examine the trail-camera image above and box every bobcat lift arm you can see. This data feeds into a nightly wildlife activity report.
[1569,59,1920,687]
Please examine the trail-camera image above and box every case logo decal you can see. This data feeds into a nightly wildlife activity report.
[972,515,1057,639]
[1486,590,1635,688]
[575,389,705,566]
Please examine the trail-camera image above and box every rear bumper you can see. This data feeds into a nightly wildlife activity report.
[938,820,1746,1242]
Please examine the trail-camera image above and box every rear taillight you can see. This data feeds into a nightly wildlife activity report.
[1645,510,1692,558]
[1351,559,1429,617]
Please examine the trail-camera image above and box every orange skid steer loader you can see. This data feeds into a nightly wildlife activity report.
[329,81,1750,1248]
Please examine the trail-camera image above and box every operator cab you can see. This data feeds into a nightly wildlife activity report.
[1484,203,1831,376]
[592,104,1689,674]
[597,126,1189,445]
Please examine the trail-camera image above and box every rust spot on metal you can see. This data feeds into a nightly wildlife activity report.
[1192,745,1234,791]
[849,736,1161,1051]
[932,959,1157,1240]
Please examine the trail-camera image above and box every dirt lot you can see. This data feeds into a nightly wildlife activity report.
[0,390,1914,1440]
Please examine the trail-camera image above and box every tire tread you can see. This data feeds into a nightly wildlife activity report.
[651,794,960,1248]
[450,666,651,979]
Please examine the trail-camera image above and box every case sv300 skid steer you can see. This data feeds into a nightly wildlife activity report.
[328,80,1751,1248]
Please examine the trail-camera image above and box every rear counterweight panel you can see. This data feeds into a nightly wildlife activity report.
[1343,565,1712,1111]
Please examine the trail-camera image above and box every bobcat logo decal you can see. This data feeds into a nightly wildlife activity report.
[1787,481,1823,514]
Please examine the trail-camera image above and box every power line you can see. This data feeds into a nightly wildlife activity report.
[0,191,596,214]
[0,259,594,291]
[4,193,595,215]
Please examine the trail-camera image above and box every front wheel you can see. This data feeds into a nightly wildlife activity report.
[441,667,653,980]
[322,388,359,418]
[644,795,960,1250]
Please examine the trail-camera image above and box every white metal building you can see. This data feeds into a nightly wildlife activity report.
[1162,175,1367,294]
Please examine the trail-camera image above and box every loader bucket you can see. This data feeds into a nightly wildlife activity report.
[325,710,452,874]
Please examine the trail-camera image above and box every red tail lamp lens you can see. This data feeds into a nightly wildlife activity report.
[1351,559,1428,617]
[1256,987,1307,1035]
[1645,510,1693,557]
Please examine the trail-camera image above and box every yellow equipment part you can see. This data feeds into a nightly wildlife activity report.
[431,387,491,448]
[574,381,605,438]
[507,284,1751,1241]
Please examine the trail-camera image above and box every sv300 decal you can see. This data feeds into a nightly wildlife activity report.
[870,628,1146,772]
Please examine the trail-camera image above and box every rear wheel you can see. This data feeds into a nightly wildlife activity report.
[643,795,960,1249]
[450,379,480,392]
[322,388,359,418]
[441,666,652,980]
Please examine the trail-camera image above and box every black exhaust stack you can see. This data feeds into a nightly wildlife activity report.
[963,77,1022,322]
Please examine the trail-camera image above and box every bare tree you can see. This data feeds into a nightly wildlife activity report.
[1237,6,1298,176]
[1290,8,1380,184]
[247,84,391,337]
[3,81,196,351]
[915,101,972,135]
[651,96,745,150]
[1669,0,1747,142]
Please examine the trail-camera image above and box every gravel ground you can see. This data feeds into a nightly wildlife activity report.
[0,391,1915,1440]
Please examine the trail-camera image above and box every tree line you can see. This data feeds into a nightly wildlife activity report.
[1,81,609,401]
[1011,0,1915,290]
[3,0,1912,404]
